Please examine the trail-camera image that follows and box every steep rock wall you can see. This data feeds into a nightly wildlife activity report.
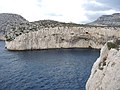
[5,26,120,50]
[86,43,120,90]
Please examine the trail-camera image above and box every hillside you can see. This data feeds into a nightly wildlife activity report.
[0,13,28,40]
[3,13,120,50]
[5,20,86,41]
[88,13,120,26]
[5,20,120,50]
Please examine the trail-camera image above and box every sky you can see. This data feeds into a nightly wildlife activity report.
[0,0,120,23]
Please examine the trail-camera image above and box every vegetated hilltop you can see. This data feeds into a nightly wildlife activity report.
[5,19,86,41]
[87,13,120,26]
[0,13,28,40]
[4,13,120,42]
[5,19,120,42]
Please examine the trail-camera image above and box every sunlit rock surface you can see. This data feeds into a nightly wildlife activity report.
[86,42,120,90]
[5,24,120,50]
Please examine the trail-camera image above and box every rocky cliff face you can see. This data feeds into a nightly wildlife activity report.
[86,40,120,90]
[0,13,28,40]
[5,22,120,50]
[88,13,120,26]
[5,20,84,41]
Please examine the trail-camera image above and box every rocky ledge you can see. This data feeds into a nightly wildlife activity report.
[86,39,120,90]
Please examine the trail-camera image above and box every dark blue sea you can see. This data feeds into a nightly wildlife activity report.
[0,41,99,90]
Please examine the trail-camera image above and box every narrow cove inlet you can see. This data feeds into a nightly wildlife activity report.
[0,41,100,90]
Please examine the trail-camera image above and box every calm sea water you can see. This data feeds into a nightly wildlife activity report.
[0,41,99,90]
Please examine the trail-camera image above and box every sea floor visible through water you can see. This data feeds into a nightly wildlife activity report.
[0,41,99,90]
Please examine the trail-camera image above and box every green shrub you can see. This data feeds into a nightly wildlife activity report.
[107,42,117,50]
[6,37,13,41]
[5,35,8,38]
[115,39,120,45]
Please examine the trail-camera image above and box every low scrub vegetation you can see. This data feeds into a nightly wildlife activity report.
[107,39,120,50]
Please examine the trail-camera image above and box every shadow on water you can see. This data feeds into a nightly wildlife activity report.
[0,41,100,90]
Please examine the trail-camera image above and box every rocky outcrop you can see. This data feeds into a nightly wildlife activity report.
[5,24,120,50]
[88,13,120,26]
[86,40,120,90]
[0,13,28,40]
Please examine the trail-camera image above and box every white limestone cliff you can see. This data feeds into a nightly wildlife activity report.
[86,42,120,90]
[5,26,120,50]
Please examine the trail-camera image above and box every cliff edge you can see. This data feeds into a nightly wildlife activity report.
[86,40,120,90]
